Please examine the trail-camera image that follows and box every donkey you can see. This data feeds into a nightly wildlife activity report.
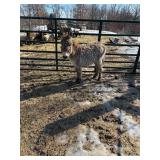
[60,27,106,83]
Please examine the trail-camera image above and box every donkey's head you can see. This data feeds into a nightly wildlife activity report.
[60,27,72,59]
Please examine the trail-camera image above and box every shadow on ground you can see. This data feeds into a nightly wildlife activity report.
[21,75,107,101]
[43,86,139,136]
[20,71,140,156]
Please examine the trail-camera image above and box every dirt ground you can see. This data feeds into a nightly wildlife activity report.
[20,70,140,156]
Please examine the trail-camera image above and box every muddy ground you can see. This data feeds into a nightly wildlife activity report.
[20,70,140,156]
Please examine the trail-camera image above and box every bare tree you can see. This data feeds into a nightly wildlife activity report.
[73,4,88,19]
[63,6,73,18]
[20,4,48,17]
[46,4,63,18]
[20,4,140,33]
[20,4,48,30]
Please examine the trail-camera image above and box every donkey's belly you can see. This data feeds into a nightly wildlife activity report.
[80,61,94,66]
[80,55,96,66]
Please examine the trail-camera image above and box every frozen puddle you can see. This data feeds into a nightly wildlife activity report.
[113,109,140,138]
[65,125,115,156]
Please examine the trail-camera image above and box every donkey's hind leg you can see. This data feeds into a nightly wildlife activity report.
[97,60,103,81]
[92,64,98,79]
[75,66,82,83]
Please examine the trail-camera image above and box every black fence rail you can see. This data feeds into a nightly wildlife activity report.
[20,16,140,74]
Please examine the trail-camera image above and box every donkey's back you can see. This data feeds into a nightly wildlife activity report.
[71,43,106,67]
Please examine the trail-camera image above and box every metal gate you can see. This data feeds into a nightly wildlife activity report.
[20,16,140,74]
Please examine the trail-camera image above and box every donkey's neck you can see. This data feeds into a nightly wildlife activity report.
[69,44,78,62]
[70,40,79,54]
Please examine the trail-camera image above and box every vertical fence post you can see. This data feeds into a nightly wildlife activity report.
[54,18,58,71]
[98,21,103,42]
[133,46,140,73]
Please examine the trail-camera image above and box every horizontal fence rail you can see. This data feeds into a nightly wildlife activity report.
[20,40,140,47]
[20,16,140,74]
[20,30,140,37]
[21,16,140,23]
[20,57,138,64]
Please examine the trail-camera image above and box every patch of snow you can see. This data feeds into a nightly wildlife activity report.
[101,97,114,112]
[92,83,115,93]
[79,30,116,34]
[130,36,140,43]
[115,46,139,61]
[102,31,117,34]
[20,32,27,37]
[55,132,69,145]
[90,83,121,101]
[112,109,140,138]
[32,25,48,31]
[112,108,121,117]
[116,46,139,55]
[65,125,114,156]
[71,27,80,32]
[77,100,91,107]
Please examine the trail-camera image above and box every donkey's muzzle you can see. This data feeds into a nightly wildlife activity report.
[63,52,70,59]
[63,55,68,59]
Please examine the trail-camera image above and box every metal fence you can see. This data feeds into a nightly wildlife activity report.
[20,16,140,74]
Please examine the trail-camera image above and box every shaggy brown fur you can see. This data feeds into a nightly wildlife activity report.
[60,28,106,83]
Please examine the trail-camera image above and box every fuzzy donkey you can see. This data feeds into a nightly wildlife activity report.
[60,27,106,83]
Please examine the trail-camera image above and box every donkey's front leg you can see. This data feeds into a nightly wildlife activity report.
[75,66,82,83]
[98,60,102,81]
[98,66,102,81]
[93,64,98,79]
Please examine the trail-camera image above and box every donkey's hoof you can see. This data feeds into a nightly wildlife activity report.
[75,78,82,84]
[92,75,98,79]
[97,77,102,82]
